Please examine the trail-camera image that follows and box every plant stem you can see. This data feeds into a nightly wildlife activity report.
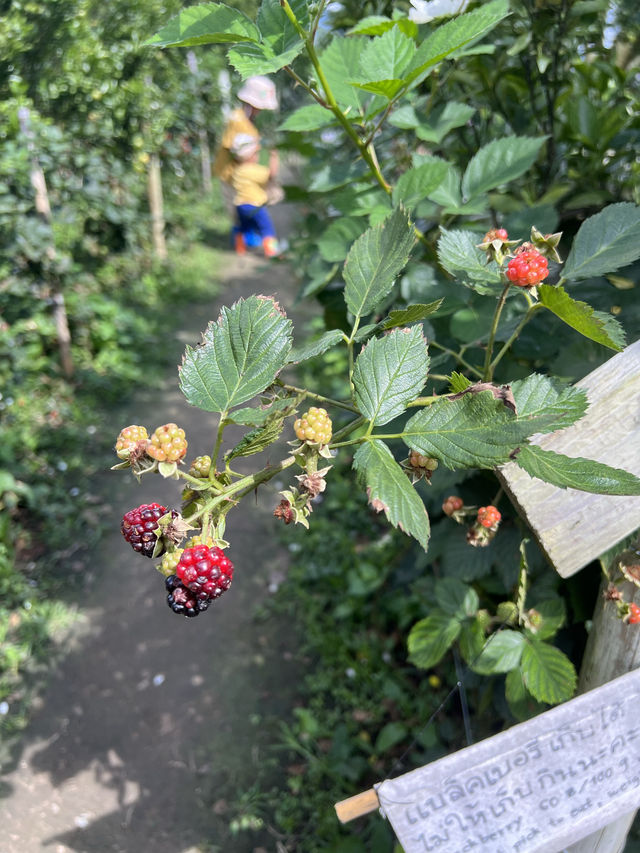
[489,303,543,375]
[283,65,328,108]
[331,415,366,443]
[211,410,228,470]
[278,381,358,413]
[482,283,511,382]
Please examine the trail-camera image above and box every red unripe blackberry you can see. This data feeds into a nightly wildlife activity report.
[477,505,501,529]
[121,503,168,557]
[443,495,464,516]
[147,423,188,462]
[506,249,548,287]
[629,603,640,625]
[294,407,332,444]
[175,545,234,600]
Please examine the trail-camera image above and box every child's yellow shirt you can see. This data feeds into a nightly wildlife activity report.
[212,109,260,183]
[231,162,270,207]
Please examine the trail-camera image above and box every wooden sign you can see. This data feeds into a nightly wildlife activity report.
[337,667,640,853]
[499,340,640,577]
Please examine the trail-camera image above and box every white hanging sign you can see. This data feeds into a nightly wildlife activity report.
[373,667,640,853]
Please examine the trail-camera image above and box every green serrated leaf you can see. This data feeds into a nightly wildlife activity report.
[510,374,588,433]
[437,228,503,293]
[435,578,479,618]
[505,668,547,720]
[353,28,416,98]
[426,163,463,209]
[353,323,380,342]
[471,629,525,675]
[353,440,430,549]
[521,639,577,704]
[348,15,418,39]
[353,326,429,425]
[448,372,472,393]
[318,217,367,262]
[392,161,449,211]
[344,207,415,321]
[319,36,377,112]
[408,612,461,668]
[415,102,475,144]
[228,40,303,78]
[514,446,640,495]
[179,296,292,413]
[382,300,443,329]
[225,412,287,461]
[403,392,535,469]
[531,599,566,641]
[461,136,546,200]
[279,104,334,132]
[538,284,625,351]
[145,3,260,47]
[353,79,406,99]
[257,0,307,52]
[459,619,485,663]
[563,203,640,281]
[290,330,344,363]
[308,160,370,193]
[405,0,510,88]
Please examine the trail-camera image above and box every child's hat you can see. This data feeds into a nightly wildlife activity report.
[237,76,278,111]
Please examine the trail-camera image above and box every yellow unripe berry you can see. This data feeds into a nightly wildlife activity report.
[147,423,188,462]
[294,406,332,444]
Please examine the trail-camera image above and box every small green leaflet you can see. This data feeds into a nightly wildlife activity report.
[179,295,292,413]
[408,612,461,668]
[403,393,537,469]
[448,371,472,393]
[563,203,640,281]
[514,446,640,495]
[344,207,415,321]
[461,136,546,200]
[415,102,476,145]
[521,639,577,704]
[435,578,479,619]
[145,3,260,47]
[353,440,430,549]
[471,630,525,675]
[228,40,303,78]
[318,217,366,262]
[348,15,418,39]
[289,330,344,363]
[257,0,307,54]
[225,412,288,461]
[405,0,509,89]
[319,36,373,112]
[437,228,502,293]
[382,300,443,329]
[352,326,429,425]
[538,284,625,351]
[392,161,449,211]
[510,374,588,433]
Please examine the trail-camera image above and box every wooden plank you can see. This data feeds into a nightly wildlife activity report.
[499,340,640,577]
[372,667,640,853]
[335,788,380,823]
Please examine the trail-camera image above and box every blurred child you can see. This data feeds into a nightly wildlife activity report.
[229,134,280,258]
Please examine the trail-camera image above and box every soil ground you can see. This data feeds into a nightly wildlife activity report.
[0,204,310,853]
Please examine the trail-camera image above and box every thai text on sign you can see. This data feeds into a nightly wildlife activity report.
[375,667,640,853]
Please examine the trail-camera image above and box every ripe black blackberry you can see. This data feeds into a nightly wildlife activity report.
[165,575,209,617]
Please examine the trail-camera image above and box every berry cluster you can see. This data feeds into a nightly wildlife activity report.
[147,423,188,462]
[121,503,168,558]
[115,425,149,459]
[294,407,332,444]
[506,249,548,287]
[408,451,438,471]
[189,455,212,478]
[477,505,501,529]
[164,544,234,617]
[629,603,640,625]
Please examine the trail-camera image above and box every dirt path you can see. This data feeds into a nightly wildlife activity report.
[1,205,309,853]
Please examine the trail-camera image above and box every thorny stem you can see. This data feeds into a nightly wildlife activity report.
[283,65,328,108]
[489,302,544,374]
[211,410,228,470]
[483,283,511,382]
[310,0,326,43]
[277,381,358,413]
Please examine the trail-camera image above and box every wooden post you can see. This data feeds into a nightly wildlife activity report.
[147,152,167,261]
[198,127,212,195]
[499,340,640,852]
[18,107,73,379]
